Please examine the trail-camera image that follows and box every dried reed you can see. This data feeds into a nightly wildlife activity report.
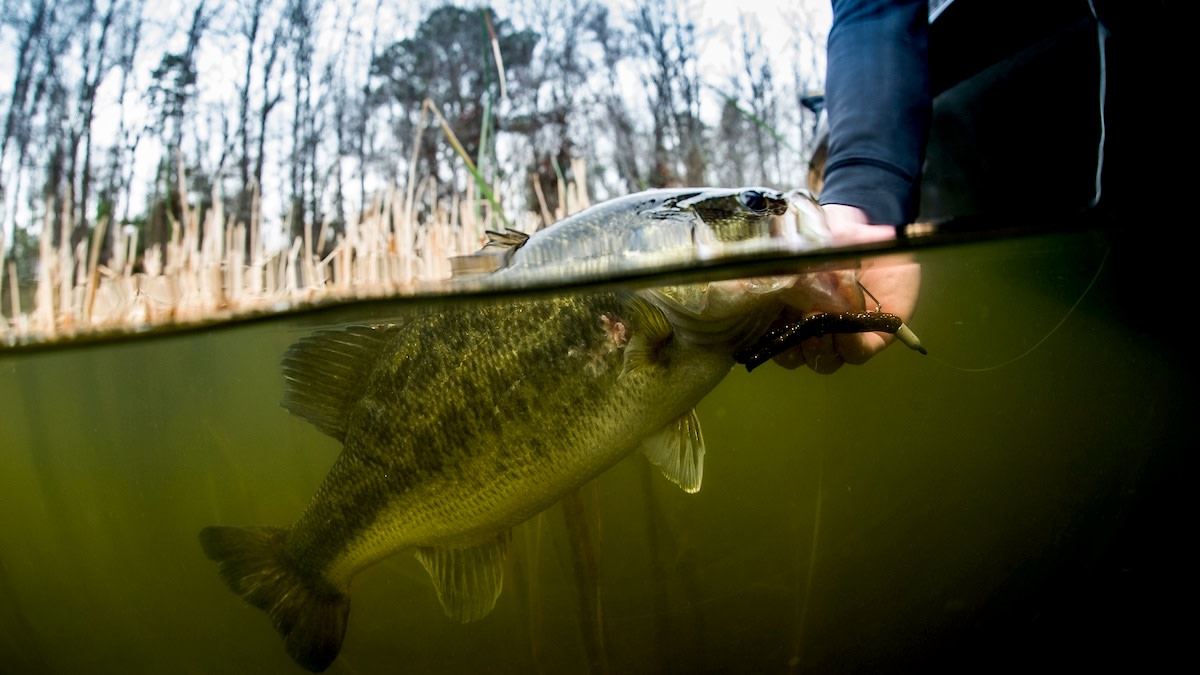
[1,158,591,348]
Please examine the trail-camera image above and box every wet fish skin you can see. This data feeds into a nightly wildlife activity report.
[283,291,745,579]
[493,186,795,276]
[199,187,809,672]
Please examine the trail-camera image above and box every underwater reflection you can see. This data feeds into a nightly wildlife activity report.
[201,247,918,671]
[0,230,1186,673]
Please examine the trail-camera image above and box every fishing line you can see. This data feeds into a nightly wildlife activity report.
[926,241,1110,373]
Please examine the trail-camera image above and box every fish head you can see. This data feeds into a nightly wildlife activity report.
[640,188,837,349]
[487,187,834,284]
[672,186,832,252]
[675,187,789,243]
[490,186,852,350]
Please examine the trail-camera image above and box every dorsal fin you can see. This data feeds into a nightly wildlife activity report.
[280,324,398,442]
[483,228,529,249]
[449,228,531,277]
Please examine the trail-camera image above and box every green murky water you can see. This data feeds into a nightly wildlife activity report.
[0,230,1187,673]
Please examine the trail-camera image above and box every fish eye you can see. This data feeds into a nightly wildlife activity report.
[739,190,768,213]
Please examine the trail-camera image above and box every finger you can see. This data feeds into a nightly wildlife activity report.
[772,346,806,370]
[835,331,893,366]
[802,335,844,375]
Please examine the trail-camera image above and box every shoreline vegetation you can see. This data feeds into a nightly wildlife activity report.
[0,158,591,349]
[1,2,828,350]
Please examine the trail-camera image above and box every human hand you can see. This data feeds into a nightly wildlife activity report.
[820,204,898,244]
[772,205,921,374]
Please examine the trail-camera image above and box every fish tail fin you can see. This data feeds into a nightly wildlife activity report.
[199,525,349,673]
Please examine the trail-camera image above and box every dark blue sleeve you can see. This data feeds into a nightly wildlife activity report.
[821,0,930,225]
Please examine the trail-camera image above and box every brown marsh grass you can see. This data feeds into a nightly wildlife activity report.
[1,158,591,348]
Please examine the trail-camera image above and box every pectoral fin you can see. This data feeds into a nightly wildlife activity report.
[641,408,705,493]
[414,533,509,622]
[621,295,674,376]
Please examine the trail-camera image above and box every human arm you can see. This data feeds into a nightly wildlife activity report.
[821,0,930,227]
[775,0,929,373]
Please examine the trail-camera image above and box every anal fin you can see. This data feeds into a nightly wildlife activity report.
[414,532,509,622]
[641,408,705,493]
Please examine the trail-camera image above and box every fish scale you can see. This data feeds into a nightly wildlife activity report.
[199,187,824,672]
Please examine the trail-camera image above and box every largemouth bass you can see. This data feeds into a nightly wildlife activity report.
[199,187,846,671]
[450,186,825,281]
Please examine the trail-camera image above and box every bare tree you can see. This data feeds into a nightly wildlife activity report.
[282,0,320,239]
[145,0,209,246]
[508,0,609,214]
[1,0,53,179]
[255,19,285,208]
[319,0,374,234]
[70,0,121,238]
[628,0,706,187]
[713,95,751,187]
[2,0,79,242]
[98,0,146,228]
[0,0,134,252]
[369,5,537,203]
[229,0,274,228]
[593,6,644,191]
[786,1,829,162]
[736,12,780,185]
[671,6,705,185]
